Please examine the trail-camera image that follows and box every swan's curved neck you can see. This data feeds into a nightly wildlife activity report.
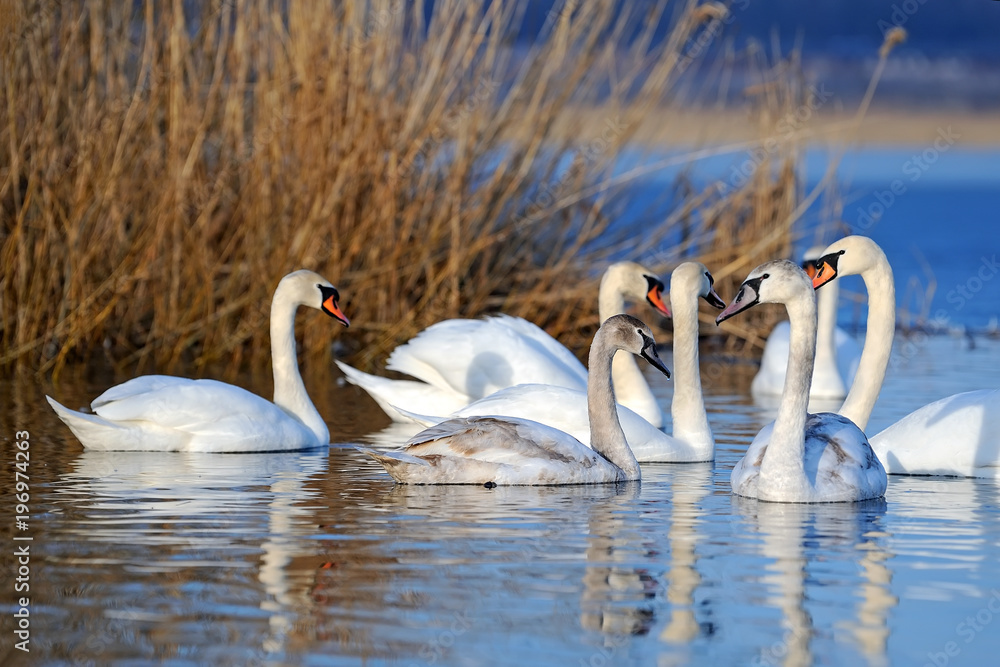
[840,258,895,431]
[814,278,839,366]
[669,287,713,455]
[599,274,661,425]
[588,333,640,480]
[270,286,329,444]
[597,275,627,322]
[809,276,844,394]
[762,293,817,486]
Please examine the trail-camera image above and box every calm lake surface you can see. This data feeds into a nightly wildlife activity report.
[3,331,999,666]
[3,146,1000,665]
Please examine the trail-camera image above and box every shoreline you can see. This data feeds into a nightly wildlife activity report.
[561,108,1000,148]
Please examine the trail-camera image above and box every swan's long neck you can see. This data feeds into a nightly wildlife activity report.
[669,286,712,455]
[270,286,329,444]
[762,293,817,487]
[599,277,661,426]
[839,258,895,431]
[813,277,840,380]
[816,277,838,351]
[588,331,640,481]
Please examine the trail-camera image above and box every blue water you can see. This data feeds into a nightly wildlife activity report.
[11,333,1000,665]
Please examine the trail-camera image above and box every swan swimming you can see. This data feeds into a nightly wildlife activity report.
[717,260,887,502]
[812,235,1000,478]
[47,270,349,453]
[336,261,671,426]
[361,314,671,485]
[408,262,724,462]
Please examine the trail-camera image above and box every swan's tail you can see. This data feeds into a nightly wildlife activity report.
[335,361,411,422]
[390,406,444,427]
[356,445,430,483]
[335,360,381,390]
[46,396,122,448]
[335,360,469,423]
[357,446,430,466]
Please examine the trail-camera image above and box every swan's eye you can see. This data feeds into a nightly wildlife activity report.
[761,273,770,280]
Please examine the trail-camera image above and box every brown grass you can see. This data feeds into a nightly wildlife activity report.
[0,0,877,378]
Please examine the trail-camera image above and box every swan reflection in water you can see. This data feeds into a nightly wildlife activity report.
[658,464,715,646]
[357,420,423,449]
[41,439,998,664]
[579,482,657,637]
[732,496,894,667]
[305,480,651,659]
[55,449,330,660]
[577,463,716,657]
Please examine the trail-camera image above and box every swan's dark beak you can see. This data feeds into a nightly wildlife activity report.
[715,277,763,325]
[645,276,672,318]
[703,285,726,310]
[811,251,843,290]
[801,258,819,279]
[639,333,671,379]
[319,285,350,327]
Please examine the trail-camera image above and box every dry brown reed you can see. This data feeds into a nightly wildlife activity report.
[0,0,824,379]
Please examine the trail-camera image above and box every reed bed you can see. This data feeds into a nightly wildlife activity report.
[1,0,851,378]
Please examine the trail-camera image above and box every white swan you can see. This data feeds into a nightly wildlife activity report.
[812,235,1000,478]
[752,246,861,400]
[410,262,724,462]
[360,314,672,485]
[46,270,349,452]
[336,261,671,426]
[716,260,887,502]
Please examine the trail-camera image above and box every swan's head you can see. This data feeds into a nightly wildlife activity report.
[602,261,671,318]
[671,262,726,309]
[715,260,812,325]
[279,270,350,327]
[812,235,887,290]
[603,314,671,378]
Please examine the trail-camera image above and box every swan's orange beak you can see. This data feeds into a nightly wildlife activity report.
[803,261,819,279]
[812,261,837,290]
[319,285,350,327]
[644,275,671,318]
[647,285,671,318]
[323,296,350,327]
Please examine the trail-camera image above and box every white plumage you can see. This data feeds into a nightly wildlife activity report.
[717,260,886,503]
[870,389,1000,478]
[408,262,724,462]
[362,314,672,485]
[812,236,1000,478]
[336,261,671,426]
[47,270,349,453]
